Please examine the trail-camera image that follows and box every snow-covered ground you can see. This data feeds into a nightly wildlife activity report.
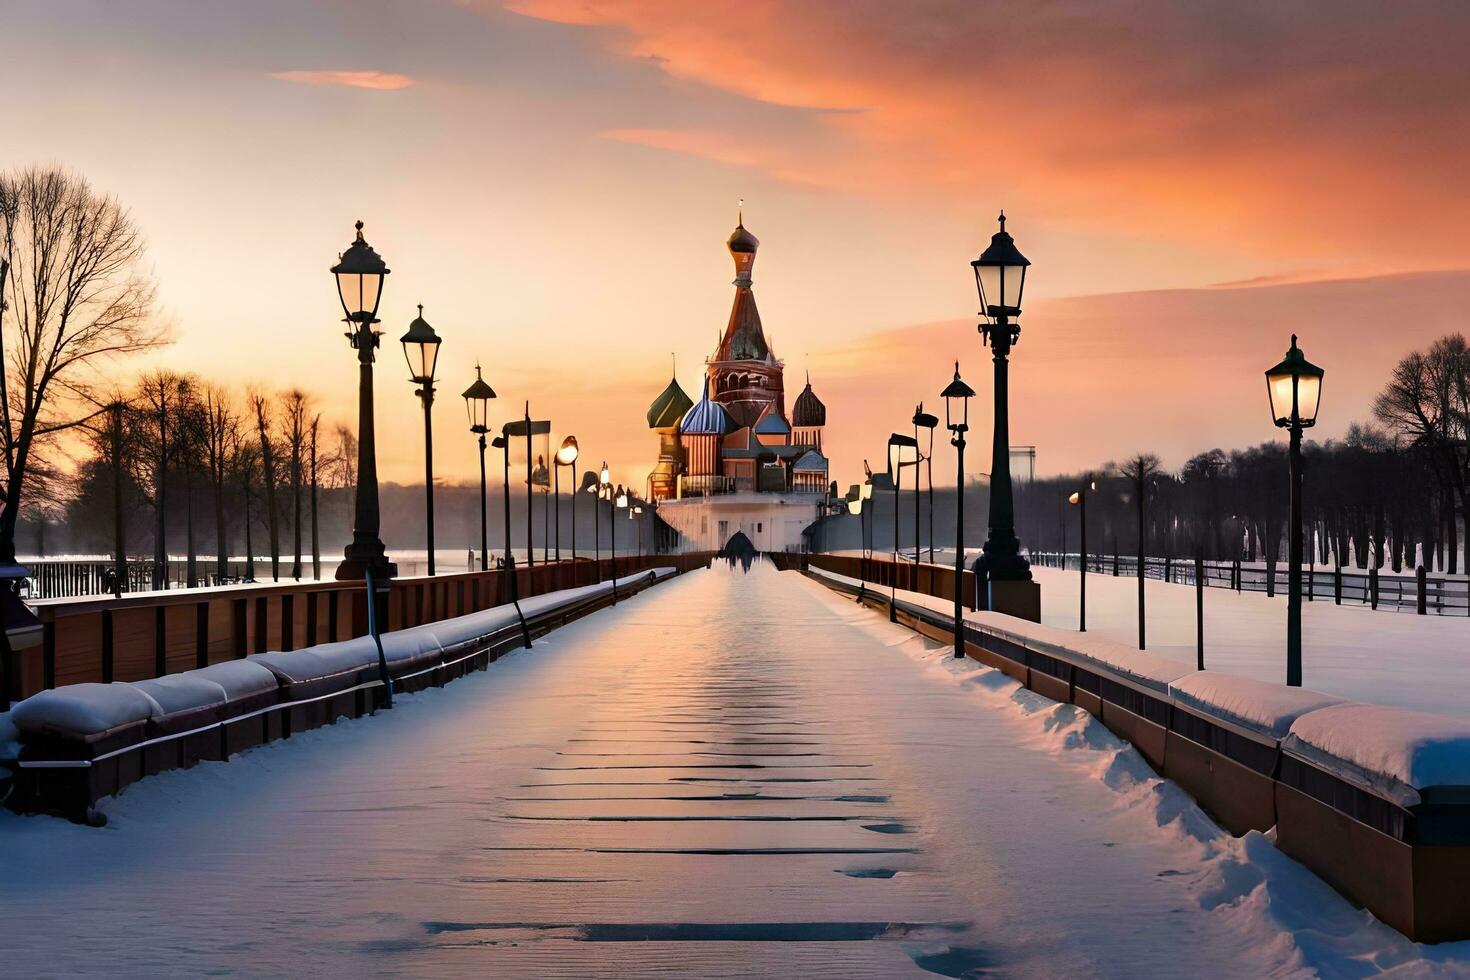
[1,563,1466,976]
[1030,565,1470,719]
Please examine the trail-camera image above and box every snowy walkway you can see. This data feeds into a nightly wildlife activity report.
[1,564,1461,977]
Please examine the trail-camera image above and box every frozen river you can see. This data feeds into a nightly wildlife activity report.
[1,563,1459,977]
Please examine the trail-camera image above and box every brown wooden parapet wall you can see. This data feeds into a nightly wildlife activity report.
[7,566,692,823]
[7,554,714,703]
[800,566,1470,945]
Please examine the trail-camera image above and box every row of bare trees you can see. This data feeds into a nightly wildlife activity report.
[1017,334,1470,575]
[68,374,357,589]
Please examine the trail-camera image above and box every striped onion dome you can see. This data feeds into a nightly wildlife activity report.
[679,392,733,436]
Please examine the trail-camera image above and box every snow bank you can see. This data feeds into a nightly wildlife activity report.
[10,683,162,736]
[0,711,18,763]
[249,636,379,685]
[132,675,228,715]
[182,660,278,702]
[428,606,523,650]
[1283,703,1470,805]
[1169,672,1344,740]
[377,625,441,665]
[516,580,610,618]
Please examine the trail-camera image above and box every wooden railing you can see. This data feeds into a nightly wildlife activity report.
[5,553,715,703]
[766,552,978,609]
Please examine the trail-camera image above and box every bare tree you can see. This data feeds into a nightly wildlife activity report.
[309,414,321,579]
[1118,452,1161,650]
[133,370,189,589]
[250,391,281,580]
[325,422,357,490]
[0,166,161,564]
[201,384,242,581]
[282,389,310,580]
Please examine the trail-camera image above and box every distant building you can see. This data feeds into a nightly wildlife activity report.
[644,215,832,552]
[1010,445,1036,483]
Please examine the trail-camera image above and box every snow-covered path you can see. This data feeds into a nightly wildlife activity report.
[1,563,1459,977]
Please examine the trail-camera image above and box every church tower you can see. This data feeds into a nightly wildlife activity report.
[707,215,784,430]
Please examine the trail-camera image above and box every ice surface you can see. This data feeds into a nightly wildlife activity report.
[1031,565,1470,719]
[0,562,1464,976]
[1169,672,1344,740]
[1283,703,1470,804]
[10,682,162,735]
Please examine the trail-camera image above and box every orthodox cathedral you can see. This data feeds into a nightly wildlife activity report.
[644,215,832,552]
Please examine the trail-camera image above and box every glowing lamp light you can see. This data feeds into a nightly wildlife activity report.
[1265,334,1324,428]
[557,435,580,466]
[400,304,441,384]
[331,220,389,325]
[971,211,1029,322]
[940,362,975,431]
[462,365,496,433]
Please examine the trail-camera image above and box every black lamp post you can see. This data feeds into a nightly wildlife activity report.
[633,503,645,558]
[971,211,1033,602]
[887,433,919,621]
[401,305,442,576]
[598,461,611,579]
[942,363,975,656]
[463,365,496,571]
[612,483,628,600]
[330,221,396,582]
[492,433,513,566]
[1069,478,1095,632]
[913,405,938,563]
[556,435,579,563]
[1266,334,1324,687]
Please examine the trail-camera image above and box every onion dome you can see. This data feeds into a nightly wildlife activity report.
[727,219,759,254]
[792,375,826,427]
[646,375,694,429]
[753,408,791,437]
[679,391,733,436]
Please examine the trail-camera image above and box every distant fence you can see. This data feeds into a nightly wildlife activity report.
[1029,552,1464,616]
[3,553,715,705]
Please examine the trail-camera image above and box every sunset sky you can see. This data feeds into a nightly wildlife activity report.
[6,1,1470,489]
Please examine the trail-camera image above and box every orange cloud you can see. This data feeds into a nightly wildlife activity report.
[501,1,1470,272]
[268,70,414,91]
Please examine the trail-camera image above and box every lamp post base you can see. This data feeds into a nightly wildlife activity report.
[335,539,397,582]
[985,578,1041,623]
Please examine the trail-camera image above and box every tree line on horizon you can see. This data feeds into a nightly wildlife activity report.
[1012,334,1470,575]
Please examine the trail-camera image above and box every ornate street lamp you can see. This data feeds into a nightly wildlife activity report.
[556,435,579,563]
[632,503,645,558]
[971,211,1034,610]
[401,305,442,575]
[1266,334,1324,687]
[462,365,496,571]
[887,433,919,621]
[913,404,939,564]
[942,363,975,656]
[1069,478,1096,632]
[598,461,611,580]
[330,221,395,582]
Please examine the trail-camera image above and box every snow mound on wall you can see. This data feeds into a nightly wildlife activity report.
[1283,704,1470,805]
[132,675,228,715]
[1170,672,1344,739]
[377,625,441,665]
[10,683,162,735]
[183,660,279,702]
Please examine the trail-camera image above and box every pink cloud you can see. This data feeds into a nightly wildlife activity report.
[502,1,1470,272]
[268,70,414,91]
